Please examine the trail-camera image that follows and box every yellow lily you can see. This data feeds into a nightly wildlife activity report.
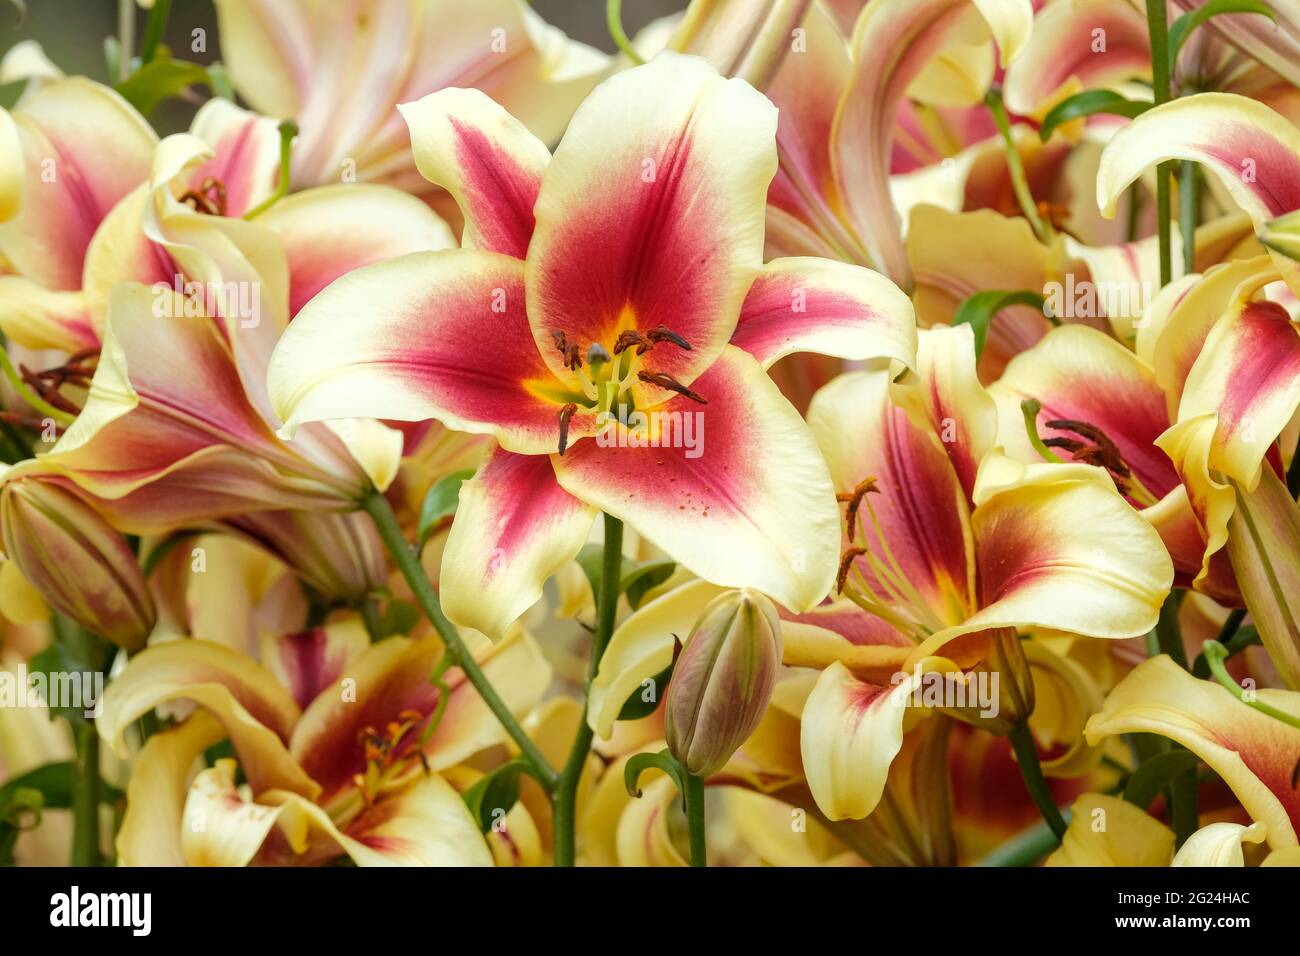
[99,618,550,866]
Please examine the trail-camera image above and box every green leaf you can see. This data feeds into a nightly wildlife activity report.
[417,469,475,546]
[953,289,1048,359]
[1038,90,1151,143]
[461,760,526,833]
[621,560,675,610]
[618,658,675,721]
[115,56,213,115]
[0,761,121,814]
[1123,750,1202,809]
[624,748,686,809]
[27,623,113,725]
[1168,1,1275,72]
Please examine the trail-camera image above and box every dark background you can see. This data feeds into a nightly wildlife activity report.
[0,0,689,114]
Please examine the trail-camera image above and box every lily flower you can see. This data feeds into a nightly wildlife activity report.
[1,95,464,601]
[98,618,551,865]
[268,52,920,637]
[211,0,609,195]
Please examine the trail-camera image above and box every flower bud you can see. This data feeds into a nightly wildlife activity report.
[0,479,155,650]
[664,588,782,777]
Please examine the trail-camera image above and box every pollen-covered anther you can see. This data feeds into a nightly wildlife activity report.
[178,176,228,216]
[552,331,582,371]
[613,330,653,356]
[645,326,692,350]
[836,546,867,594]
[557,402,579,456]
[1044,418,1130,477]
[636,371,707,404]
[836,476,880,538]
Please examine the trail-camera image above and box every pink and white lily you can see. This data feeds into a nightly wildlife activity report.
[268,52,920,637]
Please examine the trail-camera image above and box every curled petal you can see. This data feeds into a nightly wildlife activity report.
[1085,655,1300,849]
[729,256,917,371]
[116,712,226,867]
[399,87,550,259]
[1172,821,1268,867]
[98,639,316,799]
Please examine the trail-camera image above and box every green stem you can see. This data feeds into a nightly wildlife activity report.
[985,87,1051,243]
[1204,640,1300,733]
[1008,721,1066,840]
[606,0,645,64]
[71,723,100,866]
[360,492,558,790]
[683,771,707,867]
[139,0,171,64]
[1124,185,1142,243]
[1145,0,1173,285]
[1020,398,1065,464]
[1180,160,1198,274]
[553,513,623,866]
[979,810,1073,866]
[116,0,135,82]
[242,120,299,220]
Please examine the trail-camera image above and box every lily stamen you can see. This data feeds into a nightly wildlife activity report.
[557,402,579,456]
[178,176,228,216]
[635,370,707,404]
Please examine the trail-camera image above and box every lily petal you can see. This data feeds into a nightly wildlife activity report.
[441,447,595,640]
[1172,821,1268,867]
[832,0,1032,285]
[257,183,456,317]
[728,256,918,371]
[261,618,370,711]
[1045,793,1176,866]
[398,87,550,259]
[526,51,776,393]
[269,249,593,454]
[800,659,950,821]
[116,712,226,867]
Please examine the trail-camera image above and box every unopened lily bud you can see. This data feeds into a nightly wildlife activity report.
[0,480,155,650]
[664,588,782,777]
[668,0,813,91]
[1226,467,1300,689]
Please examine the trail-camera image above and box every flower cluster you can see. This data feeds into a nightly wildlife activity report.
[1,0,1299,871]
